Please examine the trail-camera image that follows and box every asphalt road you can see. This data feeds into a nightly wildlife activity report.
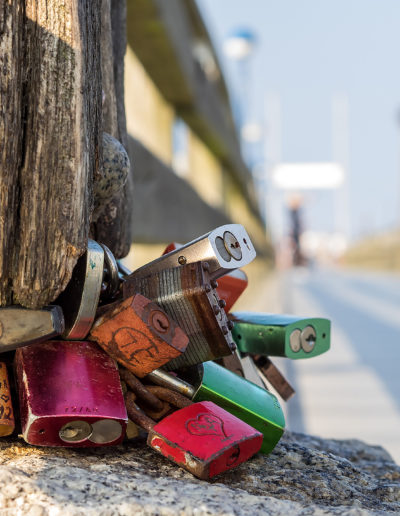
[276,266,400,464]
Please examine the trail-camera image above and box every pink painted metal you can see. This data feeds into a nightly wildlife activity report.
[15,340,127,447]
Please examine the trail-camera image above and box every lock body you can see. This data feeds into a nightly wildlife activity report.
[162,242,248,313]
[230,312,331,359]
[15,340,127,447]
[90,294,188,377]
[0,305,64,352]
[124,262,236,370]
[149,361,285,454]
[148,400,263,479]
[0,362,15,436]
[130,224,256,281]
[189,361,285,454]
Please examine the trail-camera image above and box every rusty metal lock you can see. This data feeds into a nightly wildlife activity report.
[125,391,263,480]
[0,362,15,437]
[128,224,256,282]
[124,261,236,371]
[14,340,128,447]
[252,355,295,401]
[90,294,189,377]
[162,243,248,313]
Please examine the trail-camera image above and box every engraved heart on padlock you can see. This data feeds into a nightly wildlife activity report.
[185,413,232,441]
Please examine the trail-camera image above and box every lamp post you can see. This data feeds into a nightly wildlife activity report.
[223,28,258,165]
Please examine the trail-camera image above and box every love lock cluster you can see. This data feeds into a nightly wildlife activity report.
[0,224,330,480]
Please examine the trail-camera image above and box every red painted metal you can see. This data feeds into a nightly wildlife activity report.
[15,340,127,447]
[148,401,262,479]
[216,269,248,313]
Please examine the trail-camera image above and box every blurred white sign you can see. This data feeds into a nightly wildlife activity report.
[272,163,345,189]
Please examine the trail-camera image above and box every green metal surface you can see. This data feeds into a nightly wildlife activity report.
[187,361,285,455]
[231,312,330,359]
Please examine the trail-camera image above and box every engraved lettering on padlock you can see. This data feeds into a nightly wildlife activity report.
[65,406,99,414]
[186,413,233,442]
[90,294,188,377]
[111,327,159,364]
[0,362,15,436]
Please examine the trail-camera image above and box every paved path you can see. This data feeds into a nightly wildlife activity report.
[274,266,400,464]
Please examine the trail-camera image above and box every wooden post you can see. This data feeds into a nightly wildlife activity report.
[1,1,102,308]
[1,1,132,309]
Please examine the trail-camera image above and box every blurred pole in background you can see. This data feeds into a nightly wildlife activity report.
[223,28,258,166]
[264,92,287,263]
[332,94,351,251]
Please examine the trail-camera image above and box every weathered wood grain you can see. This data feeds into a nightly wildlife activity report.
[0,2,23,305]
[1,1,102,308]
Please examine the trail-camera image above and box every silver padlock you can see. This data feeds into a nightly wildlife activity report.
[127,224,256,282]
[56,240,120,340]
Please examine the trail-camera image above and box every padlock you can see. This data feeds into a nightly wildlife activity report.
[214,269,248,313]
[15,340,128,447]
[230,312,331,359]
[128,224,256,282]
[90,294,189,377]
[147,360,285,454]
[161,242,248,312]
[124,261,236,370]
[238,355,266,389]
[55,239,104,340]
[215,348,245,378]
[0,362,15,437]
[125,391,263,480]
[252,355,295,401]
[0,305,64,352]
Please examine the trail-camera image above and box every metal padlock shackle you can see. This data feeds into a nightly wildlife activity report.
[119,367,164,412]
[55,239,124,341]
[124,388,191,432]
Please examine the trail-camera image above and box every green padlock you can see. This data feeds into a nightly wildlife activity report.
[230,312,330,359]
[147,360,285,454]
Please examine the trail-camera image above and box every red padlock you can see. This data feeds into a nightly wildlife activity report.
[126,392,262,479]
[162,242,248,312]
[15,340,128,447]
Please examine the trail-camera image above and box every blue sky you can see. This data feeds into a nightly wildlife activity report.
[198,0,400,241]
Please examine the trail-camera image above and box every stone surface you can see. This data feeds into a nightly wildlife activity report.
[92,132,130,222]
[0,430,399,515]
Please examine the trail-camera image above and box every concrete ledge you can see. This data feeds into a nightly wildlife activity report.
[0,431,399,514]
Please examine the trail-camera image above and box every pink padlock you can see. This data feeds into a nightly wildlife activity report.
[15,340,128,447]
